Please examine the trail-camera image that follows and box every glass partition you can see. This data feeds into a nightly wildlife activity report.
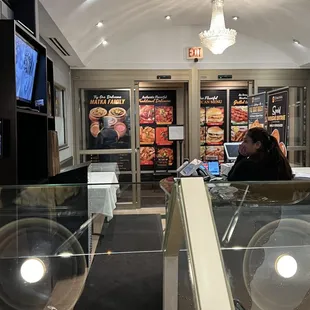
[3,177,310,309]
[166,178,310,310]
[0,178,168,309]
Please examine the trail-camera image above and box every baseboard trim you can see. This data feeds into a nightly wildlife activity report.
[60,156,74,170]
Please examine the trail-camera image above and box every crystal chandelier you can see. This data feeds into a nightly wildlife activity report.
[199,0,237,55]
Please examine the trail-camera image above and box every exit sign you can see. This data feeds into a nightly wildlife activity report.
[187,47,204,60]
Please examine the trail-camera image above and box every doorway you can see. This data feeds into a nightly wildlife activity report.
[134,81,189,207]
[78,81,189,209]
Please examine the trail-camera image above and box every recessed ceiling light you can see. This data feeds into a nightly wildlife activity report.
[165,15,171,20]
[96,21,104,28]
[293,39,301,45]
[232,16,239,20]
[102,39,108,46]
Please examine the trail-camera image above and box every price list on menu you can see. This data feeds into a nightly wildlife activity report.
[229,90,248,142]
[200,90,226,162]
[139,90,177,170]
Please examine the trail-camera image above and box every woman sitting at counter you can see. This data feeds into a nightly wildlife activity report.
[227,128,293,182]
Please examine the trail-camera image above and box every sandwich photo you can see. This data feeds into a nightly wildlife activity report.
[206,107,224,125]
[206,126,224,145]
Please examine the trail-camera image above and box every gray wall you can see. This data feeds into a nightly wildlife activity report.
[40,37,73,162]
[0,1,14,19]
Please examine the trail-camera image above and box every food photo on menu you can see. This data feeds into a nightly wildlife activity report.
[140,105,155,124]
[271,129,287,157]
[206,107,224,125]
[200,107,206,125]
[231,106,248,125]
[140,126,155,145]
[231,126,247,142]
[200,146,206,160]
[89,106,129,145]
[157,147,174,165]
[155,106,173,125]
[249,119,264,129]
[200,127,207,144]
[206,146,224,161]
[140,147,155,165]
[156,127,173,145]
[206,126,224,145]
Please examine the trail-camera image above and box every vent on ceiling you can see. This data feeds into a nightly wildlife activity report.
[49,38,70,56]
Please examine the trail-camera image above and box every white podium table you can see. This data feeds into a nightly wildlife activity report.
[88,171,119,220]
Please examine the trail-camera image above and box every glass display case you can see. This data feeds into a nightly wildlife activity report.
[163,178,310,310]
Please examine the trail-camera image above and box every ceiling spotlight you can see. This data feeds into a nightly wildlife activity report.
[165,15,171,20]
[20,258,46,284]
[96,21,104,28]
[293,39,301,45]
[101,39,108,46]
[232,16,239,20]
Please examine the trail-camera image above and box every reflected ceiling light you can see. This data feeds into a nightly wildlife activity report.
[293,39,301,45]
[59,252,73,258]
[199,0,237,55]
[275,254,298,279]
[96,21,104,28]
[101,39,108,46]
[20,258,46,283]
[165,15,171,20]
[232,16,239,20]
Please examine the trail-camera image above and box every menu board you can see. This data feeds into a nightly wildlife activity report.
[248,92,266,129]
[139,90,177,169]
[230,90,248,143]
[267,89,288,156]
[85,89,131,171]
[200,90,226,162]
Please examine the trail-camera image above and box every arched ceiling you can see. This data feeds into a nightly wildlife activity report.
[39,0,310,69]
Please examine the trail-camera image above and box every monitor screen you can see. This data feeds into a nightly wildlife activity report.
[224,143,241,161]
[181,163,196,176]
[207,160,220,176]
[180,159,202,177]
[15,35,38,102]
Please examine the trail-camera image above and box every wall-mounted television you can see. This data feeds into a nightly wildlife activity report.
[15,34,38,103]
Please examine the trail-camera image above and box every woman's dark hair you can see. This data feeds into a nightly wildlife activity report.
[246,127,293,180]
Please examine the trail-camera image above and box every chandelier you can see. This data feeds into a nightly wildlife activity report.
[199,0,237,55]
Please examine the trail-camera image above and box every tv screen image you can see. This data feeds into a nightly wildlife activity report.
[15,35,38,102]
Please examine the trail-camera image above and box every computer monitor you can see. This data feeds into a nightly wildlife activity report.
[224,142,242,162]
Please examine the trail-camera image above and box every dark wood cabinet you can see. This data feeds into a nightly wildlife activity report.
[0,20,55,185]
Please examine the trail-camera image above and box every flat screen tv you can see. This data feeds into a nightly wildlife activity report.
[15,34,38,103]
